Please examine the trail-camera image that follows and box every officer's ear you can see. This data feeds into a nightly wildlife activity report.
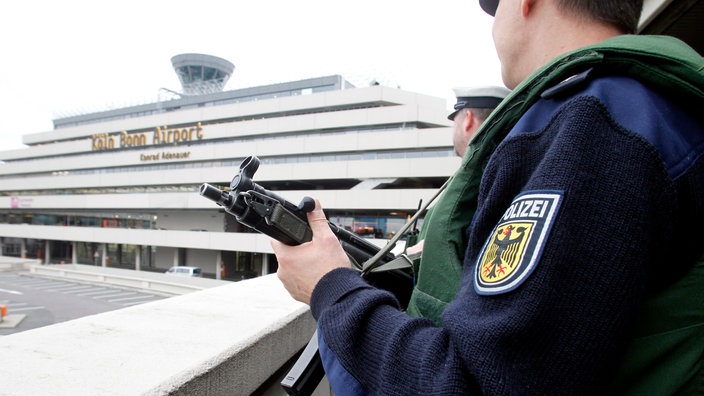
[462,109,475,134]
[521,0,538,17]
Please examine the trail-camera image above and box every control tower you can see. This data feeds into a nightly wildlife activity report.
[171,53,235,95]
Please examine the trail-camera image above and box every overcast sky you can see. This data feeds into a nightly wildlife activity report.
[0,0,503,151]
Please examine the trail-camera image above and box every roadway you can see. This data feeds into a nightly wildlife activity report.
[0,270,167,336]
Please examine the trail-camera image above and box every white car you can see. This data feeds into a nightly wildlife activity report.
[165,266,202,277]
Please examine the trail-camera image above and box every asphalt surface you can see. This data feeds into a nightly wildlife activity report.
[0,271,167,336]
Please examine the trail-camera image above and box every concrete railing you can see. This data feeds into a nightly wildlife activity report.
[0,271,324,395]
[0,256,39,271]
[27,263,229,296]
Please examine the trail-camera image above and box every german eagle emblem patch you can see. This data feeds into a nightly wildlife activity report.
[474,191,562,295]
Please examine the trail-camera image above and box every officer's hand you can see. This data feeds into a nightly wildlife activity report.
[272,199,350,304]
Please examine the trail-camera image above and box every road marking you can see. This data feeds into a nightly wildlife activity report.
[33,283,75,291]
[54,285,99,293]
[0,288,23,295]
[62,286,105,294]
[12,279,58,287]
[92,292,135,300]
[108,295,157,303]
[75,289,113,297]
[8,306,45,312]
[122,299,160,307]
[78,290,122,297]
[42,284,90,292]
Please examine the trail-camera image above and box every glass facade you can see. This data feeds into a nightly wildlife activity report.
[0,212,154,229]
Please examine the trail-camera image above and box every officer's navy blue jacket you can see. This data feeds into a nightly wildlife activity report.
[311,36,704,395]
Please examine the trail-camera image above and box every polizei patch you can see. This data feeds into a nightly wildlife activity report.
[474,191,562,295]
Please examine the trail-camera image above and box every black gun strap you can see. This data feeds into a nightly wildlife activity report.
[366,254,413,273]
[281,330,324,395]
[360,178,450,275]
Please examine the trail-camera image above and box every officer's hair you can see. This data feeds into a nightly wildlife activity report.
[467,108,494,124]
[557,0,643,34]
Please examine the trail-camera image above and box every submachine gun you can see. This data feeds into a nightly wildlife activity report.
[199,155,416,395]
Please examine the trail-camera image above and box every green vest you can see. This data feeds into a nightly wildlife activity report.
[610,253,704,395]
[405,35,704,391]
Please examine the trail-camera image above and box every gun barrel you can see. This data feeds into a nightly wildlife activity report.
[199,183,233,208]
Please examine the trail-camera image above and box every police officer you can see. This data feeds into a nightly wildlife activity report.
[405,86,510,325]
[447,86,510,156]
[273,0,704,394]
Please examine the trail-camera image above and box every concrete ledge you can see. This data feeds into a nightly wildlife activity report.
[27,264,230,296]
[0,274,316,395]
[0,256,40,272]
[0,314,26,328]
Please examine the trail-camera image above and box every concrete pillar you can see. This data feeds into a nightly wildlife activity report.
[215,251,222,280]
[261,254,269,276]
[44,240,50,264]
[101,243,107,267]
[20,239,26,259]
[173,248,179,267]
[135,246,142,271]
[71,242,77,263]
[117,244,123,266]
[235,252,240,278]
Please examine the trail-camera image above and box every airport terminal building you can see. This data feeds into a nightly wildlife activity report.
[0,54,457,280]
